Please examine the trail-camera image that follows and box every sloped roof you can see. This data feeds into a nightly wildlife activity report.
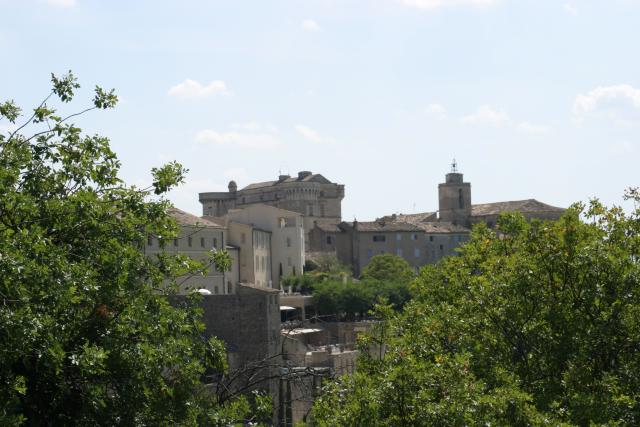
[227,203,302,218]
[351,221,423,232]
[386,212,438,224]
[168,208,224,228]
[471,199,564,217]
[240,173,332,191]
[376,212,468,233]
[416,222,470,233]
[314,219,342,233]
[242,180,277,190]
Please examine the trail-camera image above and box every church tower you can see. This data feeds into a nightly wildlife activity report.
[438,160,472,226]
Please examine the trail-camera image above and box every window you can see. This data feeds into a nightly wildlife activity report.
[372,235,386,242]
[308,205,314,216]
[326,235,333,245]
[261,256,265,271]
[255,255,259,271]
[147,235,153,246]
[439,244,443,251]
[173,238,178,247]
[367,249,373,258]
[396,233,401,241]
[188,236,192,247]
[213,237,218,248]
[458,188,464,209]
[414,248,421,258]
[214,286,219,295]
[286,237,291,247]
[411,233,418,241]
[200,237,205,248]
[429,236,434,242]
[287,257,292,267]
[241,233,246,244]
[396,248,403,257]
[320,204,325,217]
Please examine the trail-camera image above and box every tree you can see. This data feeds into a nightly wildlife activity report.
[312,196,640,426]
[0,73,255,425]
[360,254,415,284]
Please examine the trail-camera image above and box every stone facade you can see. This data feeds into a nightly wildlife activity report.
[187,284,282,423]
[145,208,236,295]
[312,166,565,276]
[197,284,281,373]
[222,204,306,290]
[199,171,345,243]
[332,220,469,277]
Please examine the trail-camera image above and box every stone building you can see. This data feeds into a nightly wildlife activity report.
[311,164,565,276]
[224,220,273,289]
[330,219,470,277]
[217,204,306,290]
[145,208,238,295]
[199,171,345,244]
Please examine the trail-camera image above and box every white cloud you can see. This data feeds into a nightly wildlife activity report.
[168,79,229,99]
[425,103,447,119]
[195,128,281,149]
[294,125,331,144]
[462,105,509,127]
[43,0,76,8]
[573,84,640,125]
[231,121,279,133]
[516,121,549,134]
[610,140,634,155]
[399,0,500,11]
[302,19,321,32]
[563,3,578,15]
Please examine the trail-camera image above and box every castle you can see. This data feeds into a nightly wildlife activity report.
[198,163,565,276]
[199,171,344,244]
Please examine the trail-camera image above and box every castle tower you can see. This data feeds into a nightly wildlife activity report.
[438,159,471,226]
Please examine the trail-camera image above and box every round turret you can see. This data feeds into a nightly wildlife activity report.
[228,180,237,192]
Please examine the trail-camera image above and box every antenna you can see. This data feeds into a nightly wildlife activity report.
[451,158,458,173]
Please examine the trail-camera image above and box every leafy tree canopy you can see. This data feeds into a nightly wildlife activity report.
[0,73,259,425]
[360,254,415,284]
[312,196,640,426]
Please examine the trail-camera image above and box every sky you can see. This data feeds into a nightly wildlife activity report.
[1,0,638,220]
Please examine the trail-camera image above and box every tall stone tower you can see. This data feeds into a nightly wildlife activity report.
[438,160,471,226]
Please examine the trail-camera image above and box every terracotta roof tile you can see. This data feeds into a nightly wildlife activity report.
[471,199,565,216]
[351,221,423,232]
[416,222,470,233]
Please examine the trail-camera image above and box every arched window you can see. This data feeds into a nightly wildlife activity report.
[458,188,464,209]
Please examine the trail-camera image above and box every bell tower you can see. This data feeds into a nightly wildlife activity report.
[438,159,471,226]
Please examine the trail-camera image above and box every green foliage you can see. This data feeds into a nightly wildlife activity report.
[312,199,640,426]
[0,74,255,425]
[311,279,411,321]
[360,253,415,283]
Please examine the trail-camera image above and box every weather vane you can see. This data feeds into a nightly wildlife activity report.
[451,158,458,173]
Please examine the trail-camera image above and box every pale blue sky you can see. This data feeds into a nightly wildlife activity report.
[1,0,638,219]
